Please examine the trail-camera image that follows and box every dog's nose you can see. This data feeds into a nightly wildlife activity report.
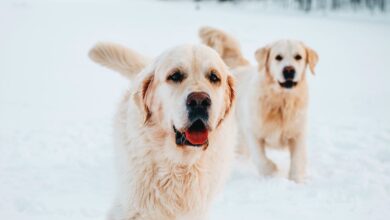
[283,66,296,80]
[186,92,211,109]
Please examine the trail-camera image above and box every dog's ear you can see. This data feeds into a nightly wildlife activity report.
[304,46,319,75]
[255,46,270,71]
[218,75,235,127]
[226,75,236,114]
[133,67,155,124]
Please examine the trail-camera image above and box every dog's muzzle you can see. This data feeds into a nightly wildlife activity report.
[173,119,209,147]
[279,66,298,89]
[279,80,298,89]
[174,92,211,147]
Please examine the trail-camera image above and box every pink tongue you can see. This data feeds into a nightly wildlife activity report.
[185,130,208,145]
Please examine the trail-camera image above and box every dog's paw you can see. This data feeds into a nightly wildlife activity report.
[288,172,306,183]
[259,160,278,176]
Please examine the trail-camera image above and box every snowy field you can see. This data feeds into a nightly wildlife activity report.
[1,0,390,219]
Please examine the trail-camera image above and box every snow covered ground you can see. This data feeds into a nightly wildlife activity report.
[1,0,390,219]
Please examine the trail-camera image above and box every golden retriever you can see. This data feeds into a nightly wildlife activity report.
[199,27,319,183]
[89,42,237,219]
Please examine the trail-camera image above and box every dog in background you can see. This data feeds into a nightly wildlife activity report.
[89,42,237,219]
[199,27,319,183]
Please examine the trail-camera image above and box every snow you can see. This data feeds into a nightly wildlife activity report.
[1,0,390,219]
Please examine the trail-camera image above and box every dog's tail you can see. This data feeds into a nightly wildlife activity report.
[199,26,249,68]
[89,42,150,80]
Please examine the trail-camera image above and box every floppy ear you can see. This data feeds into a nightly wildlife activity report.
[255,46,270,71]
[133,69,155,124]
[226,75,235,115]
[217,76,236,126]
[305,46,319,75]
[218,75,235,128]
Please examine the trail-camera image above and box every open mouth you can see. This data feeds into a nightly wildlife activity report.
[173,119,209,147]
[279,80,298,89]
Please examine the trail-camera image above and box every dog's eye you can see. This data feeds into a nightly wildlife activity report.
[208,71,221,84]
[167,70,184,83]
[295,54,302,61]
[275,55,283,61]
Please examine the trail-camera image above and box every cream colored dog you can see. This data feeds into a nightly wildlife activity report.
[89,42,236,219]
[199,27,319,183]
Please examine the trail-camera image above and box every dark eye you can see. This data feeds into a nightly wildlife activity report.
[208,71,221,84]
[295,54,302,61]
[167,70,184,83]
[275,55,283,61]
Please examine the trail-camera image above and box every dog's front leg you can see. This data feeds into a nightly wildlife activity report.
[178,209,209,220]
[246,135,277,176]
[257,139,278,176]
[288,137,307,183]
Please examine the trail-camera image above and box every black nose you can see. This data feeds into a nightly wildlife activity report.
[186,92,211,109]
[186,92,211,121]
[283,66,295,80]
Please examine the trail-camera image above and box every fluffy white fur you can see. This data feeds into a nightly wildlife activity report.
[199,27,319,183]
[89,43,237,219]
[89,42,151,80]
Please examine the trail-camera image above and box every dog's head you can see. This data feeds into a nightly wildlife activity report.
[133,44,235,149]
[255,40,318,89]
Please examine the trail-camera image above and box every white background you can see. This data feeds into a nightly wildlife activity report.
[1,1,390,219]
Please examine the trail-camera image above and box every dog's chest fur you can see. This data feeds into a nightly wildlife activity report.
[123,124,231,220]
[257,85,308,147]
[133,160,210,218]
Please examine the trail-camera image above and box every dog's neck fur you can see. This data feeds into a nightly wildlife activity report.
[258,70,308,131]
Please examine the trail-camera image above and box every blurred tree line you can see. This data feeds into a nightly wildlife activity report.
[195,0,388,12]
